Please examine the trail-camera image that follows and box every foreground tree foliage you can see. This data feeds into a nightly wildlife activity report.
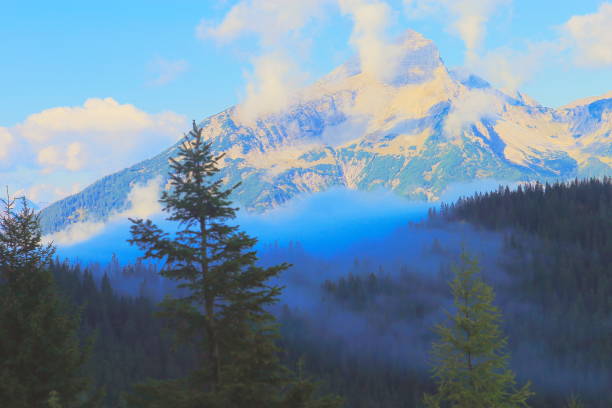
[0,195,100,408]
[424,251,533,408]
[127,121,342,407]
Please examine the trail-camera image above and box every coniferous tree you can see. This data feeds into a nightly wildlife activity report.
[127,121,342,407]
[0,194,100,408]
[424,250,532,408]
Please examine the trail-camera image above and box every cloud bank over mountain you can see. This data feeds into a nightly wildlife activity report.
[45,177,163,247]
[561,2,612,68]
[1,99,186,203]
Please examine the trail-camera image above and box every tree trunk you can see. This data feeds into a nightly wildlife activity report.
[200,216,221,391]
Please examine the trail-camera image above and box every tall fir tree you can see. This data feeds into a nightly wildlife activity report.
[423,250,533,408]
[0,193,100,408]
[127,121,342,408]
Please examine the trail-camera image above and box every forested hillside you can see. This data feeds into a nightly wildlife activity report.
[433,177,612,405]
[435,178,612,376]
[6,177,611,407]
[437,177,612,258]
[281,177,612,407]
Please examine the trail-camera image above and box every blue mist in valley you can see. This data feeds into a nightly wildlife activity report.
[55,180,507,262]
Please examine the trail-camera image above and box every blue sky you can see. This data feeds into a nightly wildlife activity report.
[2,0,610,125]
[1,0,611,203]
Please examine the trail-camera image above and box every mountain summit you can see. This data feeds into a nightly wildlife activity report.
[40,31,611,234]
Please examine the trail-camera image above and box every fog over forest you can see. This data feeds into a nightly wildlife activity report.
[50,180,611,406]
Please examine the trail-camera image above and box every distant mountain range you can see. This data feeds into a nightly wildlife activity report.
[40,30,611,234]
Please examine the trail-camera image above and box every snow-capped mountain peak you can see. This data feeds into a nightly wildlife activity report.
[39,31,611,234]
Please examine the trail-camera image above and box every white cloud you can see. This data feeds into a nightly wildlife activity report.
[0,127,15,162]
[339,0,407,83]
[121,176,163,219]
[405,0,510,62]
[236,54,308,124]
[200,1,336,124]
[13,97,186,174]
[444,88,503,138]
[468,2,612,92]
[3,98,186,204]
[37,143,85,172]
[148,57,189,86]
[320,114,370,146]
[45,219,107,247]
[201,0,417,122]
[17,98,182,142]
[45,177,164,246]
[198,0,332,46]
[561,2,612,68]
[468,42,557,94]
[404,0,612,91]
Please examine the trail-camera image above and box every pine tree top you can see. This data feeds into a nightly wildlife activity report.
[0,190,55,280]
[425,250,533,408]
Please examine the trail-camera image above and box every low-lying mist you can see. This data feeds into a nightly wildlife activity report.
[54,180,512,261]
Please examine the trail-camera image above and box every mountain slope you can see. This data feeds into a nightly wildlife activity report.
[40,30,611,234]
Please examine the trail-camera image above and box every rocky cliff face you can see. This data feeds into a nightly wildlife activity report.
[39,30,611,234]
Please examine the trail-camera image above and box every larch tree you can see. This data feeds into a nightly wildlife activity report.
[0,193,100,408]
[423,250,533,408]
[126,121,342,408]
